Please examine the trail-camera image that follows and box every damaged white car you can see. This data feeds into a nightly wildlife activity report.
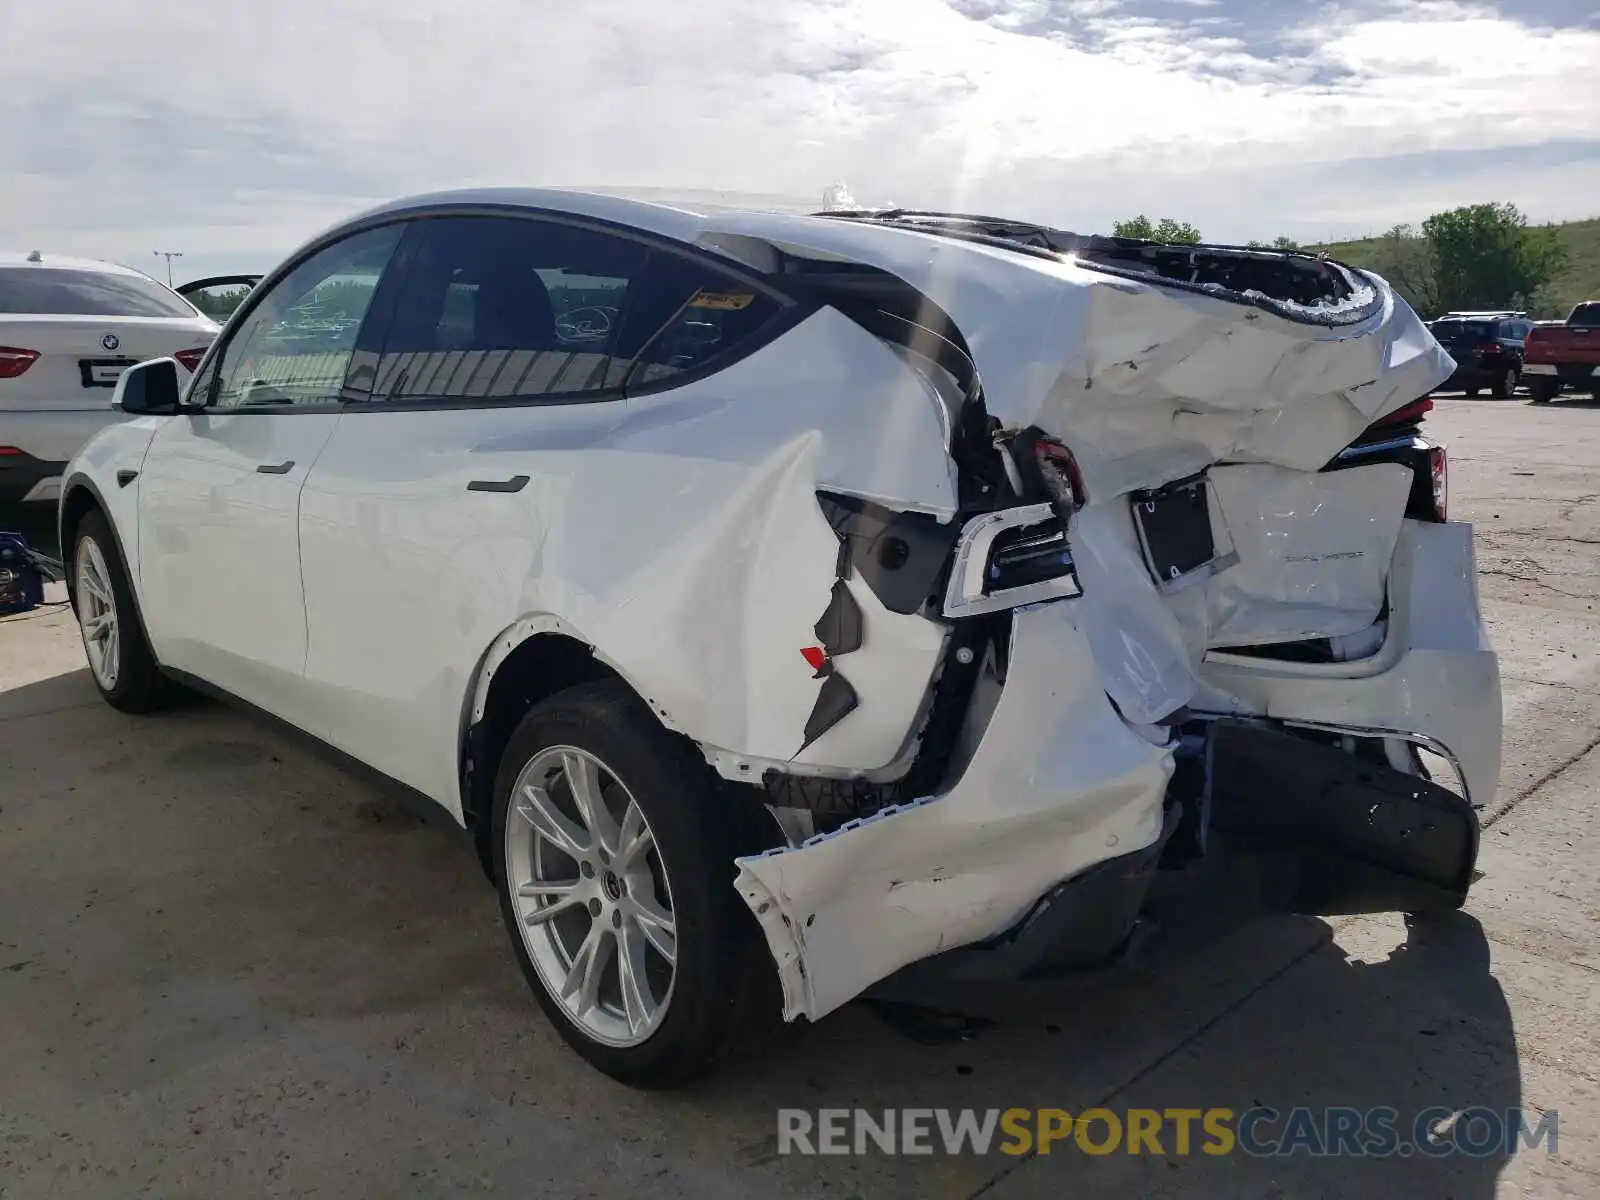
[59,190,1499,1087]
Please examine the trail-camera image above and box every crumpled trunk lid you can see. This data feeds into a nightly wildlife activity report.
[698,213,1456,713]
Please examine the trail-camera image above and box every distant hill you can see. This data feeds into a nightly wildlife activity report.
[1314,216,1600,319]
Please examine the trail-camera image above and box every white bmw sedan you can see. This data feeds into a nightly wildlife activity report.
[58,189,1500,1086]
[0,252,217,507]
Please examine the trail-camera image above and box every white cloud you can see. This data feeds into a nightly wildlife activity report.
[1,0,1597,268]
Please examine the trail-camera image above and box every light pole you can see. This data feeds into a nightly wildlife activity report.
[153,250,184,287]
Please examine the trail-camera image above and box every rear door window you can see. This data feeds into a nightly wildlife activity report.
[0,267,197,318]
[371,216,650,404]
[616,253,783,390]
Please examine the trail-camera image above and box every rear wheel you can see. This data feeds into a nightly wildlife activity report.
[1491,366,1518,399]
[72,511,167,712]
[1462,386,1480,398]
[1527,377,1559,403]
[490,680,779,1087]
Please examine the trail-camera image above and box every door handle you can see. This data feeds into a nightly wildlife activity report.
[466,475,529,493]
[255,461,296,475]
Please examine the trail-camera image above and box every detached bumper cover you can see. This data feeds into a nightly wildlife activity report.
[734,601,1173,1023]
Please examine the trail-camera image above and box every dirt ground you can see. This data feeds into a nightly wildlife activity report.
[2,393,1597,1199]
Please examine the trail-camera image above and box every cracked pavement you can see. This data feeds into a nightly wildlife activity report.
[1,393,1597,1198]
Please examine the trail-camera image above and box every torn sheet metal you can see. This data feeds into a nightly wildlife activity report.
[693,209,1452,501]
[734,601,1172,1023]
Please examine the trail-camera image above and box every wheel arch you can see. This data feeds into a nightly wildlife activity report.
[59,475,151,656]
[58,475,110,605]
[458,615,677,847]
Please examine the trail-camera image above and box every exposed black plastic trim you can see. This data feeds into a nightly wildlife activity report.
[800,672,859,750]
[813,579,863,656]
[762,613,1002,819]
[1206,721,1479,914]
[814,491,962,616]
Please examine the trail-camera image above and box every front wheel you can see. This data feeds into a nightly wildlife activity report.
[490,680,779,1087]
[1491,366,1518,399]
[72,511,167,712]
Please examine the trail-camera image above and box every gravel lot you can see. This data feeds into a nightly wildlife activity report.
[2,394,1597,1198]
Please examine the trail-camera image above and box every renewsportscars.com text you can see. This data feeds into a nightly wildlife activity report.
[777,1106,1559,1158]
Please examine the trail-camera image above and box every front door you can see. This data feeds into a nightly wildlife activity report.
[137,225,404,715]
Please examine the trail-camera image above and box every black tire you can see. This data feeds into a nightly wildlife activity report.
[1463,386,1480,398]
[70,510,168,713]
[1491,366,1518,399]
[489,680,780,1087]
[1527,377,1559,403]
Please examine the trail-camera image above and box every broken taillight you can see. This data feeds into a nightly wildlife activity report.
[1033,437,1088,514]
[942,503,1082,619]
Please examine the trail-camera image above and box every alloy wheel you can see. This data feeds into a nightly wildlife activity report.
[505,746,677,1047]
[75,538,120,690]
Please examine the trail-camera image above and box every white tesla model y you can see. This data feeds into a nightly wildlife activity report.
[58,190,1499,1086]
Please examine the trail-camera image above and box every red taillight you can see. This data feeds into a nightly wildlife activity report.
[1429,444,1448,522]
[1034,438,1089,512]
[0,446,23,456]
[1480,341,1502,356]
[1376,397,1433,428]
[174,347,207,372]
[0,347,39,379]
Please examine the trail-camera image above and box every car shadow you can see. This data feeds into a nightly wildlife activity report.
[714,910,1522,1196]
[0,664,1524,1198]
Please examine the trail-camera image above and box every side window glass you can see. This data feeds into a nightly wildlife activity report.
[372,217,649,404]
[178,278,258,323]
[209,226,402,411]
[618,254,782,390]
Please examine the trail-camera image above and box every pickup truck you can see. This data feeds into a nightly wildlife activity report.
[1522,302,1600,402]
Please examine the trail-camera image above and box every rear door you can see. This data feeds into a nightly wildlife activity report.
[136,226,404,713]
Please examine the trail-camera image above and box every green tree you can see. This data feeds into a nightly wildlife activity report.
[1271,236,1302,252]
[1367,224,1443,317]
[1421,202,1567,313]
[1112,215,1202,244]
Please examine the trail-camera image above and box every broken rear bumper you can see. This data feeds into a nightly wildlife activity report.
[734,520,1498,1024]
[735,600,1173,1022]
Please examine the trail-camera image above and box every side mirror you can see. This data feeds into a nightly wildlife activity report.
[113,358,183,415]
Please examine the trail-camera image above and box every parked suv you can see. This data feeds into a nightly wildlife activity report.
[57,191,1499,1087]
[1429,311,1532,398]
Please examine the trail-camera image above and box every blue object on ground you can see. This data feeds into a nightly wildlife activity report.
[0,530,47,614]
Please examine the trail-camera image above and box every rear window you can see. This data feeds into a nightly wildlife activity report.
[1431,319,1493,341]
[1570,303,1600,328]
[0,267,197,318]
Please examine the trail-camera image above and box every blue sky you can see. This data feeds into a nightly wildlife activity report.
[3,0,1598,284]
